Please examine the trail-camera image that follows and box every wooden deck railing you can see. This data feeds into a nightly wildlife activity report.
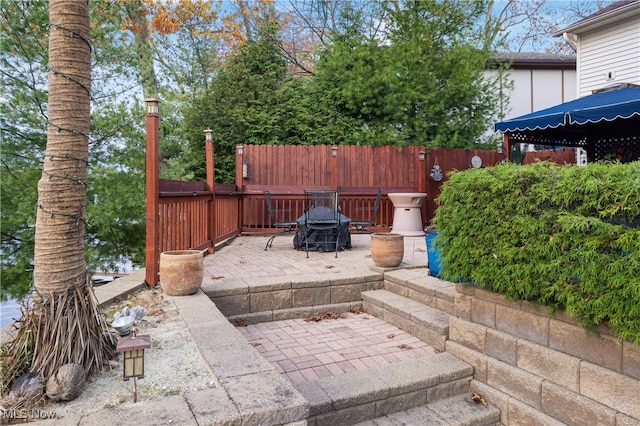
[157,179,209,253]
[147,186,407,288]
[149,182,395,286]
[213,186,242,241]
[240,189,400,233]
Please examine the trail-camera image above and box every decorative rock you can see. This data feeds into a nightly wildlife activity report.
[46,363,85,402]
[9,372,43,402]
[131,306,147,322]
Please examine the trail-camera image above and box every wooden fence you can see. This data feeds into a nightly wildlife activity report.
[522,147,577,165]
[425,148,503,222]
[157,180,240,253]
[237,144,427,233]
[424,147,576,221]
[236,144,426,190]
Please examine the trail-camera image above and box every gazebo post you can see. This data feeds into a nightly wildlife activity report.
[504,133,513,162]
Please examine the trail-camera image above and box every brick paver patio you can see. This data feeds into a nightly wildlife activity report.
[237,311,437,384]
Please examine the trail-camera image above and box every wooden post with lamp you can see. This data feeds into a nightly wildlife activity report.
[331,145,338,191]
[144,98,160,287]
[204,129,216,254]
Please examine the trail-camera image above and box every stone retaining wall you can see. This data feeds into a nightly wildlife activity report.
[449,284,640,425]
[204,272,384,325]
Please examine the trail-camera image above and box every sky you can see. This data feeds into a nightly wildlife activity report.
[493,0,615,53]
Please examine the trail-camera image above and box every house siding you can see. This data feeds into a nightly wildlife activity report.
[578,15,640,96]
[491,68,576,119]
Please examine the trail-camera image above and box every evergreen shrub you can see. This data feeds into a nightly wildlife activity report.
[434,161,640,343]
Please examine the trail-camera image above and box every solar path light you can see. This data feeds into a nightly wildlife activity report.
[115,328,151,403]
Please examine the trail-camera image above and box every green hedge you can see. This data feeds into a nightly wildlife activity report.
[434,161,640,343]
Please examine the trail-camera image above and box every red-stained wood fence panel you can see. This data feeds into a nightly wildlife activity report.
[240,145,426,189]
[158,195,211,253]
[157,181,241,254]
[237,144,427,232]
[425,148,504,224]
[523,148,577,165]
[245,145,334,187]
[213,190,241,243]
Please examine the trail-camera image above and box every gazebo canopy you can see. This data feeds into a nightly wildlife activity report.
[495,85,640,132]
[494,84,640,162]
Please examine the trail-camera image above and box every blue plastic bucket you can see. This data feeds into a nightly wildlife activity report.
[425,230,441,277]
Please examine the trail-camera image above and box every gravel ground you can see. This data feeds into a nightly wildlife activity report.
[3,288,220,422]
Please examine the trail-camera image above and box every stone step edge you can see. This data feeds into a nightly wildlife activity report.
[361,289,451,352]
[169,290,309,426]
[361,290,450,334]
[355,393,502,426]
[383,270,457,305]
[294,352,474,425]
[203,271,384,298]
[226,301,365,325]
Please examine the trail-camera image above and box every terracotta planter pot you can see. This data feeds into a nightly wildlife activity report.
[159,250,203,296]
[370,233,404,268]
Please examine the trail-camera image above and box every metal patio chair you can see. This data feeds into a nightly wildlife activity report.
[349,188,382,233]
[264,192,297,250]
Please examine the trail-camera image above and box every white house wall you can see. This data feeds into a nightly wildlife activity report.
[489,68,576,120]
[578,15,640,96]
[563,69,577,101]
[532,69,576,111]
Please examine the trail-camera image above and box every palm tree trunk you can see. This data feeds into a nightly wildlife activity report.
[29,0,107,380]
[34,0,90,296]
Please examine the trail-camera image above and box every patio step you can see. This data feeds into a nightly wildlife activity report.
[354,393,501,426]
[361,289,451,352]
[294,353,495,426]
[382,269,458,316]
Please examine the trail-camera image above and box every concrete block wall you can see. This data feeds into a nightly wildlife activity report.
[449,284,640,425]
[203,272,384,324]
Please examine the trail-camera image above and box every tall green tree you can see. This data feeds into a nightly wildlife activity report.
[182,12,290,183]
[0,1,49,299]
[311,0,505,148]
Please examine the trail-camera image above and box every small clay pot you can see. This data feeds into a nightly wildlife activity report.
[159,250,203,296]
[370,233,404,268]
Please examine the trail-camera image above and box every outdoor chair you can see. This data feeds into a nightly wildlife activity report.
[349,188,382,233]
[264,192,298,250]
[303,190,341,258]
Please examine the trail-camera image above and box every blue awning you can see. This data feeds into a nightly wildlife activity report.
[494,86,640,133]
